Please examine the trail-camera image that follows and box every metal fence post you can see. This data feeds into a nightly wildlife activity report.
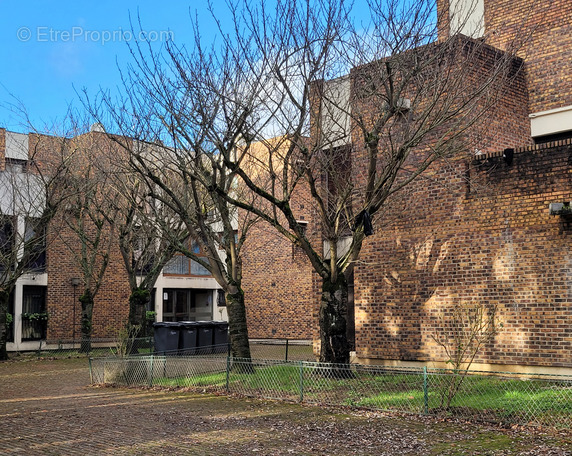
[423,367,429,415]
[148,355,154,387]
[226,354,231,392]
[88,357,93,384]
[299,361,304,402]
[285,339,289,362]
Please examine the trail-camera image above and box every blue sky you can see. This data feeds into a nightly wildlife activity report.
[0,1,229,132]
[0,1,378,134]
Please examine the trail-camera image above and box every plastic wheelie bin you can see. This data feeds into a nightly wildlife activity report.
[180,321,199,355]
[153,322,181,355]
[213,321,229,354]
[196,321,215,354]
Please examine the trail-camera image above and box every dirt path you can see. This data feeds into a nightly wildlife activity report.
[0,358,570,455]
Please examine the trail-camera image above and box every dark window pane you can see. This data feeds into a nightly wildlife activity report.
[191,260,210,276]
[21,286,47,341]
[175,290,187,314]
[0,217,14,263]
[24,218,46,271]
[163,255,190,275]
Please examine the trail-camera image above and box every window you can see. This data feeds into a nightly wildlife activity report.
[292,221,308,256]
[163,254,190,275]
[191,259,210,276]
[534,131,572,145]
[191,240,200,254]
[0,216,15,269]
[322,145,352,223]
[7,291,14,342]
[21,286,47,341]
[217,289,226,307]
[5,158,28,173]
[162,288,214,321]
[163,240,211,277]
[217,230,239,250]
[24,217,46,271]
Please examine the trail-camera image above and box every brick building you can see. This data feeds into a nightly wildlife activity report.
[346,0,572,371]
[4,0,571,370]
[2,128,228,352]
[241,0,572,372]
[347,0,572,372]
[240,139,316,341]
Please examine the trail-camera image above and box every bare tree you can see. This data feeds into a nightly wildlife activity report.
[129,139,259,360]
[88,82,260,360]
[109,157,187,344]
[432,300,500,409]
[101,126,260,359]
[90,0,526,364]
[56,131,121,352]
[193,0,524,364]
[0,131,71,359]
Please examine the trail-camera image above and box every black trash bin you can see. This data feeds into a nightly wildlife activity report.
[153,322,181,355]
[180,321,199,355]
[196,321,215,354]
[213,321,229,354]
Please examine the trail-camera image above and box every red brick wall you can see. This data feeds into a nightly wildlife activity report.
[355,140,572,367]
[347,36,532,221]
[438,0,572,114]
[242,221,316,340]
[43,131,132,340]
[46,218,131,341]
[483,0,572,114]
[240,138,320,341]
[243,1,572,361]
[304,10,572,367]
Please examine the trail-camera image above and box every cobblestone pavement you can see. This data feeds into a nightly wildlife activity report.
[1,358,571,455]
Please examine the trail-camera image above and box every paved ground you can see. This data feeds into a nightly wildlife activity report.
[0,358,571,455]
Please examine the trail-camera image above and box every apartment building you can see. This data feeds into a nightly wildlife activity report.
[1,128,227,352]
[244,0,572,372]
[349,0,572,372]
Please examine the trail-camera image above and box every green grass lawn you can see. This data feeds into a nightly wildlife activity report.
[151,363,572,426]
[154,371,227,387]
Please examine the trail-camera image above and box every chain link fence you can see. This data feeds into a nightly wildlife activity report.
[89,354,572,429]
[12,336,572,429]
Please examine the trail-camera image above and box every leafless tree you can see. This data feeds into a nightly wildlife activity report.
[55,131,122,352]
[92,0,526,364]
[201,0,525,364]
[96,143,187,345]
[432,300,500,409]
[89,69,260,360]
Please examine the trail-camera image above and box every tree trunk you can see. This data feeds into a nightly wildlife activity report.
[128,287,150,336]
[226,285,252,360]
[0,290,9,361]
[126,287,150,354]
[319,274,350,364]
[79,289,94,353]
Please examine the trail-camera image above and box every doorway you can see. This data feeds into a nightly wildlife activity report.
[162,288,214,321]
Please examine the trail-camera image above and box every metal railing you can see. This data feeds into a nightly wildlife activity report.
[6,337,314,361]
[89,354,572,429]
[247,339,314,361]
[7,338,126,360]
